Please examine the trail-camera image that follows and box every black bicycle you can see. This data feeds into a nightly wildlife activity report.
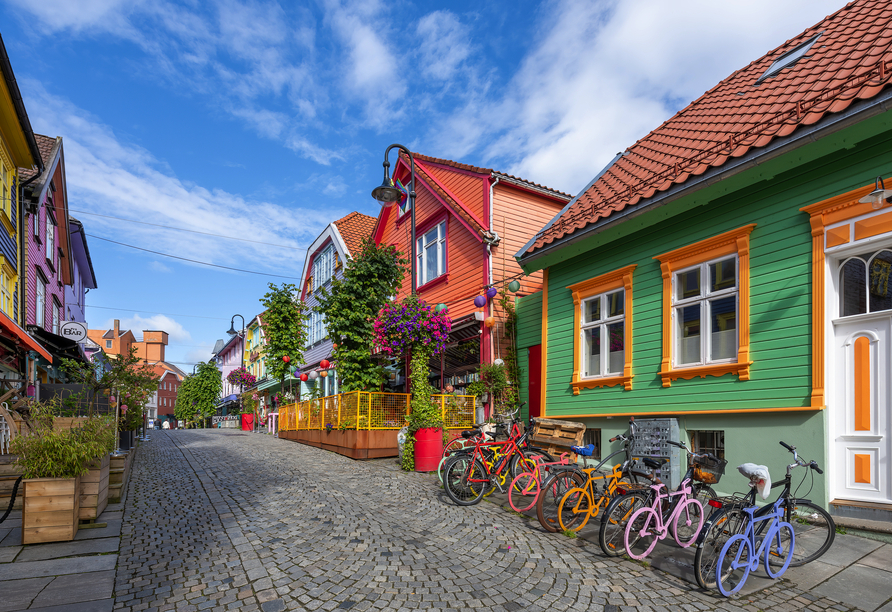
[692,440,835,589]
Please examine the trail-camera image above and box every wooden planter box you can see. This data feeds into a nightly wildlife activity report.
[22,476,80,544]
[80,454,109,521]
[0,454,24,511]
[108,449,134,504]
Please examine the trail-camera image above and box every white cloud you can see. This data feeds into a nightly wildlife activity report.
[103,314,191,343]
[5,0,135,33]
[23,82,337,273]
[428,0,845,194]
[415,11,472,82]
[185,344,216,364]
[149,261,172,273]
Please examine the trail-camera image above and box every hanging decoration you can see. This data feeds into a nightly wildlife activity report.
[328,369,336,377]
[473,295,486,308]
[332,343,338,350]
[486,287,498,299]
[300,373,308,382]
[436,303,448,312]
[494,358,505,366]
[485,316,495,328]
[508,279,521,293]
[320,370,328,378]
[282,355,290,363]
[308,371,319,381]
[320,359,331,369]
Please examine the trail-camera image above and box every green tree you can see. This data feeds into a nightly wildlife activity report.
[315,238,406,391]
[260,282,309,388]
[174,361,221,427]
[61,348,157,419]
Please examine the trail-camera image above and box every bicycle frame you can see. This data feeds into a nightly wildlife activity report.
[716,498,794,596]
[624,478,704,560]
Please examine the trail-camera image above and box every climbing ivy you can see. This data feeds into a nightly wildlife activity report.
[314,238,406,391]
[260,283,309,387]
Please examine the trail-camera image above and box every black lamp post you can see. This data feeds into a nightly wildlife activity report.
[228,314,245,419]
[372,144,417,295]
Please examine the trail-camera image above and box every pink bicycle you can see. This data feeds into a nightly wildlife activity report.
[508,452,572,513]
[623,473,705,560]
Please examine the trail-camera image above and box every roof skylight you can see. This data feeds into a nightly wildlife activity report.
[758,33,821,83]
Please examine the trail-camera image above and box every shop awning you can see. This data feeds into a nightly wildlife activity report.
[27,326,90,365]
[0,311,52,362]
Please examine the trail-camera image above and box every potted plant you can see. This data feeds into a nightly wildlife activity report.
[74,413,116,521]
[374,296,451,471]
[11,401,109,544]
[240,391,258,431]
[466,361,516,419]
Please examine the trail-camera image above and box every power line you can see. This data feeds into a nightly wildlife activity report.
[85,305,229,320]
[86,234,303,279]
[71,209,307,251]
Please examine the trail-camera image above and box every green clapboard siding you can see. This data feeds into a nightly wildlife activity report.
[536,118,892,419]
[516,292,543,421]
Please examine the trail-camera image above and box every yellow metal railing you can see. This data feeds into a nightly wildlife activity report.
[278,391,475,431]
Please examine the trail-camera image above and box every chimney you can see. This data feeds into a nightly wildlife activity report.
[113,319,120,336]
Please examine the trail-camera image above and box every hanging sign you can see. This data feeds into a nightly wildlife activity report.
[60,321,88,343]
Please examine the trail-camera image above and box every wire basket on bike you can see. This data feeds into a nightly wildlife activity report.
[691,455,727,485]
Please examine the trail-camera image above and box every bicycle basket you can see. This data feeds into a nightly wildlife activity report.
[691,455,727,485]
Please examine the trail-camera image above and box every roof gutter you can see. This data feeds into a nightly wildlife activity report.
[515,152,624,259]
[519,87,892,269]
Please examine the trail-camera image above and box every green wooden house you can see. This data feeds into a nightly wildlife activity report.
[515,0,892,521]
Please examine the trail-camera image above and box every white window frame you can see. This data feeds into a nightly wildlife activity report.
[0,268,9,315]
[52,300,60,334]
[312,245,335,291]
[579,289,626,379]
[106,340,112,349]
[46,214,55,264]
[671,255,739,368]
[36,277,46,327]
[416,221,446,287]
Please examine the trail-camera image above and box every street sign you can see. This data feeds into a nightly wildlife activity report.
[60,321,88,343]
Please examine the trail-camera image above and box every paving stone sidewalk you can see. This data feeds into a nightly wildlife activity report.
[107,430,886,612]
[3,431,885,612]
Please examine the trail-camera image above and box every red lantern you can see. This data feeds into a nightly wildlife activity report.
[300,373,308,382]
[320,359,330,369]
[283,355,290,363]
[332,343,338,350]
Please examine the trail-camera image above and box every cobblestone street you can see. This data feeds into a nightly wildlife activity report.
[113,431,869,612]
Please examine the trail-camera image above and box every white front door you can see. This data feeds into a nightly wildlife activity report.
[831,312,891,503]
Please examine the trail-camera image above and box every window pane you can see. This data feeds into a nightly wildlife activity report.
[438,236,445,274]
[677,304,701,365]
[425,243,437,281]
[607,322,624,374]
[676,268,701,301]
[710,296,737,361]
[868,250,892,313]
[585,297,600,324]
[606,290,624,317]
[710,258,736,292]
[583,327,600,377]
[840,258,867,316]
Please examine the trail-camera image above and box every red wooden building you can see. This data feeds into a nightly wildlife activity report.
[373,152,571,417]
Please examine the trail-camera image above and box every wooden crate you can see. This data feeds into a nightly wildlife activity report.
[80,455,109,521]
[22,476,80,544]
[529,418,586,460]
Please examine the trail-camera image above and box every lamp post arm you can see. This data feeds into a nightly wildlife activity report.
[381,144,417,296]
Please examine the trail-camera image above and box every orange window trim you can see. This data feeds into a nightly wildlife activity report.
[798,178,892,411]
[567,264,636,393]
[653,224,755,388]
[542,405,819,418]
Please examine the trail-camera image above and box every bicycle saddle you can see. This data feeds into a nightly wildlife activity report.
[461,429,482,439]
[571,444,597,457]
[642,457,663,469]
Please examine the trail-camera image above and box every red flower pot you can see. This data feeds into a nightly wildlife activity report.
[413,427,443,472]
[241,414,254,431]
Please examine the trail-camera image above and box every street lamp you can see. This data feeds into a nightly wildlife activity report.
[228,314,246,423]
[372,144,417,295]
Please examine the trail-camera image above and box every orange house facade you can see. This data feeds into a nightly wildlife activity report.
[373,153,570,414]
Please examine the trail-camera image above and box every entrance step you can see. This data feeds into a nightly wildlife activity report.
[830,499,892,532]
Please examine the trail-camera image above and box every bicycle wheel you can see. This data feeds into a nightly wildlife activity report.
[716,534,753,597]
[508,472,540,512]
[511,453,540,484]
[437,448,471,484]
[692,483,717,506]
[693,508,748,589]
[764,522,795,578]
[442,436,471,458]
[557,487,592,532]
[536,470,585,532]
[599,490,649,557]
[624,507,661,560]
[775,499,835,567]
[671,498,704,548]
[443,455,489,506]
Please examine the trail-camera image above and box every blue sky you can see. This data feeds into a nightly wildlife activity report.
[0,0,843,369]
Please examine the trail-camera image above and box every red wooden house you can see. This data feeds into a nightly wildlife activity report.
[373,152,571,417]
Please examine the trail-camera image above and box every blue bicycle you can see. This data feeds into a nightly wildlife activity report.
[715,496,795,596]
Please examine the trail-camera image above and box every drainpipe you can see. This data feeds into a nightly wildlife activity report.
[486,175,500,365]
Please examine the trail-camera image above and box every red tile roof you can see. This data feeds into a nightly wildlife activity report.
[528,0,892,254]
[332,211,377,256]
[18,134,57,181]
[412,152,573,199]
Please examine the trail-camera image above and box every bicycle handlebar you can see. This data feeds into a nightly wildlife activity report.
[780,440,824,475]
[779,440,794,451]
[810,461,823,475]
